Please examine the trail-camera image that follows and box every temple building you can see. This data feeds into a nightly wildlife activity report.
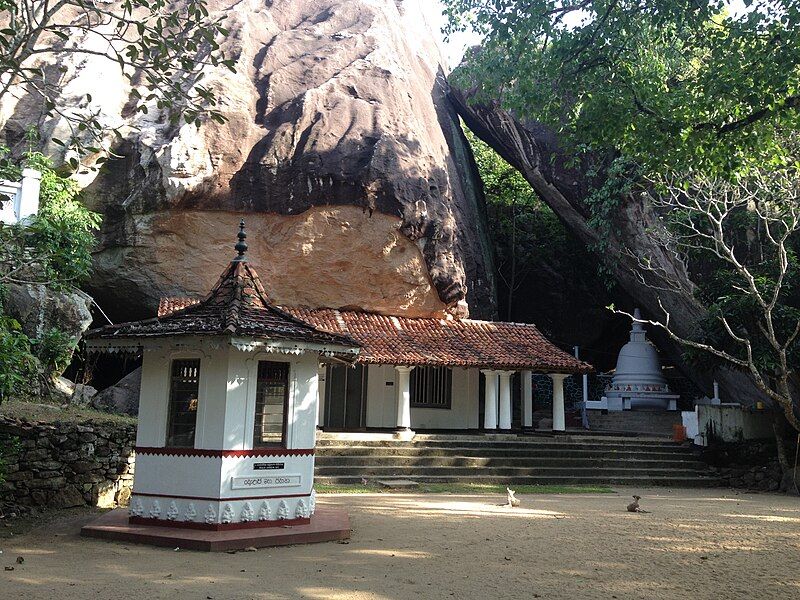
[80,221,590,548]
[156,252,591,437]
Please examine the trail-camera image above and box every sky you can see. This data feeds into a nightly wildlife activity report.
[426,2,482,70]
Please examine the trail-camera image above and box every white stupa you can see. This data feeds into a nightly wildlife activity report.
[603,309,679,411]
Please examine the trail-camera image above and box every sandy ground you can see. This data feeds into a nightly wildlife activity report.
[1,488,799,600]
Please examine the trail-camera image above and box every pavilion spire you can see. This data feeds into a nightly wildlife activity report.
[233,219,248,262]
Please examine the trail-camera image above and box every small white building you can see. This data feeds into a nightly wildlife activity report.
[0,168,41,225]
[85,223,360,532]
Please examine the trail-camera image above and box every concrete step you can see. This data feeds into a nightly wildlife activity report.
[316,439,690,451]
[316,445,694,458]
[314,465,710,478]
[314,456,710,470]
[314,474,724,487]
[586,411,683,436]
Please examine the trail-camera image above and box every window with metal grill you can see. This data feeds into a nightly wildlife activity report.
[410,366,452,409]
[253,361,290,447]
[166,359,201,447]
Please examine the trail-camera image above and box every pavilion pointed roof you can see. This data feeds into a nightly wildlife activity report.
[85,222,359,352]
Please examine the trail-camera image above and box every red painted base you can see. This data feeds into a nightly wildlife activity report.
[81,507,350,552]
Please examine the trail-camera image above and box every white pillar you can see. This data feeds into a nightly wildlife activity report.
[395,366,414,430]
[498,371,513,430]
[18,168,41,222]
[481,370,498,430]
[550,374,568,432]
[522,370,533,428]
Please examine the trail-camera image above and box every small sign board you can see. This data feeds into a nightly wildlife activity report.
[231,475,301,489]
[254,462,284,470]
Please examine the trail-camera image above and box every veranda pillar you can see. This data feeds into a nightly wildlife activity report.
[550,374,568,432]
[481,370,499,431]
[522,370,533,429]
[498,371,513,431]
[395,366,415,436]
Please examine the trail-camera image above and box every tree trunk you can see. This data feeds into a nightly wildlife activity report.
[772,414,799,495]
[447,86,767,403]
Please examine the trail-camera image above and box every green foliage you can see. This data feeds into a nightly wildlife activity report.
[33,328,80,376]
[0,147,101,288]
[0,314,36,403]
[467,127,601,317]
[0,149,99,401]
[444,0,800,177]
[445,3,800,405]
[0,0,235,165]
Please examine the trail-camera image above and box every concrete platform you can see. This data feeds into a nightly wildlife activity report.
[81,506,351,552]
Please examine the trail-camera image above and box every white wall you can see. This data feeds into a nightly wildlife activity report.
[698,404,774,442]
[362,365,479,429]
[137,341,229,448]
[131,340,320,527]
[137,341,320,451]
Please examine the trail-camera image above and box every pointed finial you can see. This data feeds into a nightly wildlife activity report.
[630,307,646,339]
[233,219,248,262]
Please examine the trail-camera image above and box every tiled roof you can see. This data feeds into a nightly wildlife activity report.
[85,261,359,350]
[158,300,591,373]
[283,307,592,373]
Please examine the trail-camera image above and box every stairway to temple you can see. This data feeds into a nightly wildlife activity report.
[314,434,722,487]
[585,410,684,437]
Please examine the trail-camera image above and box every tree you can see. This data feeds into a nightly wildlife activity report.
[467,127,540,318]
[0,0,234,165]
[615,163,800,487]
[443,0,800,485]
[443,0,800,176]
[0,145,100,402]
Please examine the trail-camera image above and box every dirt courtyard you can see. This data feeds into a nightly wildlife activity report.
[2,488,799,600]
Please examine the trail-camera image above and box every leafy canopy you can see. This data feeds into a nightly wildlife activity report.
[444,0,800,175]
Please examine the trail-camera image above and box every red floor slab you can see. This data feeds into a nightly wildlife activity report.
[80,506,351,552]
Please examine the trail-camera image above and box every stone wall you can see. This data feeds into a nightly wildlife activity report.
[0,417,136,517]
[703,438,796,493]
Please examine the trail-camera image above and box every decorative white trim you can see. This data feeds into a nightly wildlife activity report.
[204,504,217,524]
[230,337,359,357]
[221,503,235,524]
[128,496,315,525]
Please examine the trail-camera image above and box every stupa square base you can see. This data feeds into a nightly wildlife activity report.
[81,506,350,552]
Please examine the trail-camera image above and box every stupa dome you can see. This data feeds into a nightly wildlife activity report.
[606,309,675,410]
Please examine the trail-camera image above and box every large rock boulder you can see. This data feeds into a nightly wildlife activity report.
[1,0,496,322]
[92,367,142,416]
[3,283,92,343]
